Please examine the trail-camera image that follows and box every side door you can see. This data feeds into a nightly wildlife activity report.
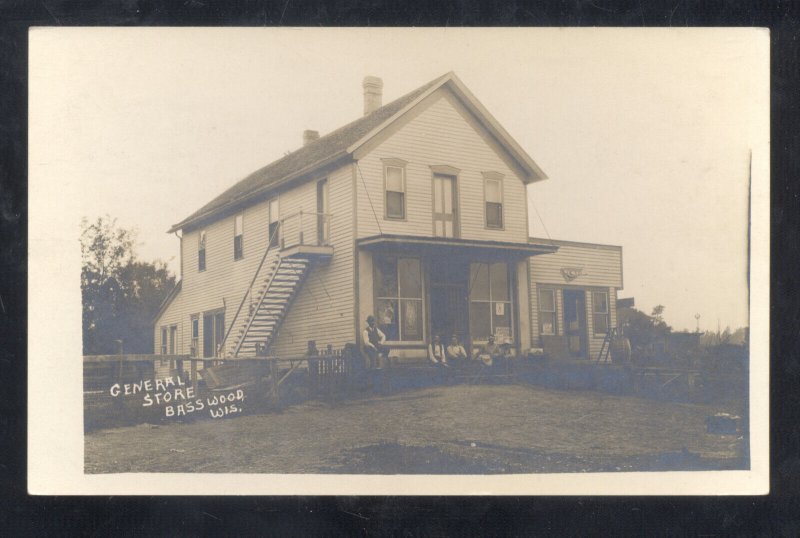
[563,289,587,358]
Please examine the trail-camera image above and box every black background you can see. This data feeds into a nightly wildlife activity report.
[1,1,798,535]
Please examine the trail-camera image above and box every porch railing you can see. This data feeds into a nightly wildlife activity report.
[278,210,332,249]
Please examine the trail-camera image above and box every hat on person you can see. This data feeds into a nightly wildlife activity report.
[367,315,376,324]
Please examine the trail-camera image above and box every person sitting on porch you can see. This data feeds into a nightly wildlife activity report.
[446,335,468,363]
[428,335,449,367]
[474,335,503,367]
[362,315,389,369]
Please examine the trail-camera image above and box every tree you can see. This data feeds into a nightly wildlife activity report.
[81,216,176,355]
[617,305,672,357]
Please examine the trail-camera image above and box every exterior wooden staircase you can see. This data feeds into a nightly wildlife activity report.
[219,210,333,359]
[229,256,311,358]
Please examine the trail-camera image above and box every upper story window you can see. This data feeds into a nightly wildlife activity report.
[234,213,244,260]
[383,158,407,220]
[198,230,207,272]
[268,198,280,248]
[592,291,610,335]
[430,165,460,238]
[482,172,504,229]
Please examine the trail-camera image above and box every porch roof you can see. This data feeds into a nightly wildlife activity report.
[357,234,558,259]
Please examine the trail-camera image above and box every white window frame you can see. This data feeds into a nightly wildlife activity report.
[268,197,280,248]
[168,325,177,354]
[374,256,425,343]
[469,262,513,344]
[233,213,244,260]
[592,290,610,335]
[383,158,408,220]
[198,230,207,272]
[160,326,168,355]
[538,287,557,336]
[482,171,505,230]
[190,315,199,357]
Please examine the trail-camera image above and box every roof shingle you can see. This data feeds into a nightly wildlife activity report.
[169,73,448,232]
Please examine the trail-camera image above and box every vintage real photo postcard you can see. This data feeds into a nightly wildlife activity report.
[28,27,769,495]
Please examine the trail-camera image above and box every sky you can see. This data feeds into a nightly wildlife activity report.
[29,28,768,332]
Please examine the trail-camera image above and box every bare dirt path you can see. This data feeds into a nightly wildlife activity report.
[85,385,745,474]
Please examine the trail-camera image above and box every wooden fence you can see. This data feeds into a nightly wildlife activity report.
[307,346,360,399]
[83,344,365,401]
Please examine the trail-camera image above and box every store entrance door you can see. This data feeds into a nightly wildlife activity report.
[428,261,469,345]
[563,289,587,358]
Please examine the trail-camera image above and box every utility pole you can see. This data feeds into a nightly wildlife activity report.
[694,314,700,333]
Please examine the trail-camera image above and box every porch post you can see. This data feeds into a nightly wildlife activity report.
[516,259,532,352]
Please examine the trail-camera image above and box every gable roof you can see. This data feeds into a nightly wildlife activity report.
[169,72,547,233]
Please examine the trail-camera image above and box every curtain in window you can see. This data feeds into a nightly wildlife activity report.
[374,256,422,341]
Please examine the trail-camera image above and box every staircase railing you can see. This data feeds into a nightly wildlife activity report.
[218,224,281,357]
[231,255,307,357]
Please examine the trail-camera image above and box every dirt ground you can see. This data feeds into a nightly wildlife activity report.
[84,384,747,474]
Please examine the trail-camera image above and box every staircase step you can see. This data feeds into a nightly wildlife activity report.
[232,257,310,356]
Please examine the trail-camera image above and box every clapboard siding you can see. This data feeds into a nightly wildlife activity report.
[176,196,273,357]
[528,240,623,288]
[529,240,622,357]
[356,89,529,243]
[155,164,355,358]
[152,290,192,377]
[529,282,619,357]
[270,165,355,356]
[154,289,183,354]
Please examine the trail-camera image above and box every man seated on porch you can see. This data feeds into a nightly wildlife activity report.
[446,335,468,364]
[362,315,389,369]
[427,335,449,368]
[473,334,503,368]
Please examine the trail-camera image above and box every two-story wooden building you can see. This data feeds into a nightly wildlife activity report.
[154,72,623,364]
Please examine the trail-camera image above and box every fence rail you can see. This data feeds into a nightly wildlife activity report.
[83,346,362,399]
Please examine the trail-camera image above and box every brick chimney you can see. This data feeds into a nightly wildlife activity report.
[362,76,383,116]
[303,129,319,146]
